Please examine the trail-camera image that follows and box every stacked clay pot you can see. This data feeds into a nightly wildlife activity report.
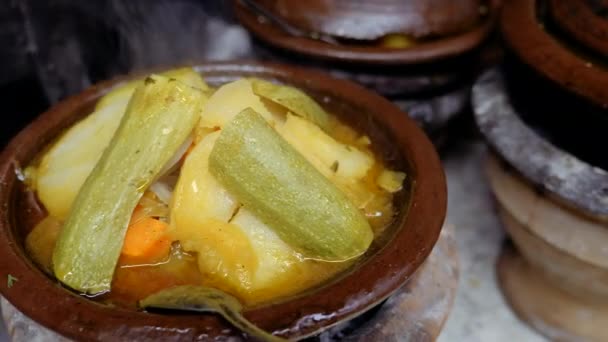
[234,0,502,144]
[474,0,608,340]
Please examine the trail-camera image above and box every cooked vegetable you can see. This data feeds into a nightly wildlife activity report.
[377,169,407,193]
[25,69,405,317]
[170,132,238,225]
[275,113,384,214]
[276,113,373,180]
[209,109,373,261]
[140,285,286,342]
[136,193,170,221]
[171,132,328,303]
[36,68,206,220]
[251,79,330,130]
[197,79,284,133]
[36,100,126,220]
[170,131,258,294]
[52,75,205,294]
[380,34,415,48]
[121,217,171,261]
[96,67,209,111]
[25,216,62,273]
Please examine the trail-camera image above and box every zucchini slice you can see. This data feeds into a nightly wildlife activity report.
[209,109,373,261]
[251,78,330,131]
[52,75,204,294]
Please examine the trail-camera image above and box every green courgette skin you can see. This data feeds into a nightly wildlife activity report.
[52,75,204,294]
[209,109,373,261]
[251,79,331,131]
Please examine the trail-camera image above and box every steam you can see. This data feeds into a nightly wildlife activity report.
[109,0,253,71]
[14,0,254,103]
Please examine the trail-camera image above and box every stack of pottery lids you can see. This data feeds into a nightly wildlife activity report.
[234,0,502,143]
[473,0,608,340]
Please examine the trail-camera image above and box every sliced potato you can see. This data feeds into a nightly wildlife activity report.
[277,113,374,181]
[35,68,206,220]
[170,132,239,227]
[176,218,258,296]
[169,132,255,294]
[37,100,127,219]
[188,207,349,305]
[230,209,298,288]
[198,79,283,131]
[25,216,63,273]
[377,169,406,193]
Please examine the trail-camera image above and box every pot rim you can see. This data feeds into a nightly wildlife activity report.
[234,0,501,66]
[501,0,608,108]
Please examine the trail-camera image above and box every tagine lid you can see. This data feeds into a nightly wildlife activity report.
[250,0,484,40]
[235,0,501,65]
[501,0,608,109]
[548,0,608,56]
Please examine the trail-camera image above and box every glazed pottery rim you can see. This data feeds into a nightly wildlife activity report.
[233,0,501,65]
[472,68,608,222]
[501,0,608,108]
[0,61,446,340]
[548,0,608,56]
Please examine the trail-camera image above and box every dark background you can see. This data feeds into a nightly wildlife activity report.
[0,0,246,147]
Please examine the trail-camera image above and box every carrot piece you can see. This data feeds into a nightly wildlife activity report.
[121,217,171,260]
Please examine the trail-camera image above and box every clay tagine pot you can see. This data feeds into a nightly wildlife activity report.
[473,69,608,341]
[235,0,499,65]
[235,0,503,145]
[252,0,482,40]
[548,0,608,57]
[501,0,608,109]
[0,61,446,340]
[500,0,608,174]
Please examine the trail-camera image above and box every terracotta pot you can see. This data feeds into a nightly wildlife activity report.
[0,61,446,340]
[501,0,608,109]
[549,0,608,56]
[234,0,501,65]
[249,0,483,40]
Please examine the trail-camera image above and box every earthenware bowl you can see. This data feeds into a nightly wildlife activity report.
[500,0,608,172]
[0,61,446,340]
[501,0,608,108]
[548,0,608,56]
[234,0,501,65]
[474,68,608,341]
[245,0,483,41]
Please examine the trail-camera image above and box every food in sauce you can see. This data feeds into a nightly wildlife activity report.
[24,67,406,308]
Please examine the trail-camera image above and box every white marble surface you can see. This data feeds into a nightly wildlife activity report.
[0,141,547,342]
